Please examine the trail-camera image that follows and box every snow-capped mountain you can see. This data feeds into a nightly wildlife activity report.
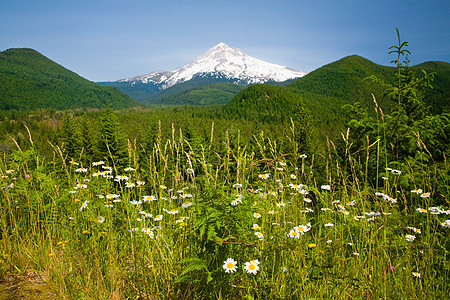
[120,42,306,88]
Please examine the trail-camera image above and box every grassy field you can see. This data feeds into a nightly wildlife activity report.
[0,123,449,299]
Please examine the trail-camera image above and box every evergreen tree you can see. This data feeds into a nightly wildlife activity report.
[97,107,127,168]
[61,112,79,160]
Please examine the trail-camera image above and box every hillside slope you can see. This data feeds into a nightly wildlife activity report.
[0,48,138,110]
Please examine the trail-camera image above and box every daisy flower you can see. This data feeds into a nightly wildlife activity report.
[416,208,427,213]
[405,235,416,242]
[244,260,260,275]
[288,229,300,239]
[115,175,129,181]
[412,272,421,278]
[154,215,163,221]
[223,258,238,273]
[97,216,105,223]
[182,201,193,208]
[321,185,331,191]
[253,212,262,219]
[258,173,270,179]
[420,193,431,198]
[295,224,311,234]
[252,224,261,230]
[299,154,307,159]
[290,174,297,180]
[440,220,450,228]
[254,232,264,240]
[407,226,421,234]
[125,182,135,188]
[143,195,156,202]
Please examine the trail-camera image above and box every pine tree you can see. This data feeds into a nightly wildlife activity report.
[97,107,127,168]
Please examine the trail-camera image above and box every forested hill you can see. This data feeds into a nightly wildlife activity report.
[288,55,450,114]
[0,48,139,110]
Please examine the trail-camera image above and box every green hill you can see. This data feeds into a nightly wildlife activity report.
[224,84,308,123]
[288,55,450,115]
[0,48,139,110]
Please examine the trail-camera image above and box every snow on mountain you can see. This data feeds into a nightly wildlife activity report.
[120,42,306,88]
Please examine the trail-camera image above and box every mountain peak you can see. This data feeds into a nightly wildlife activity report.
[121,44,307,88]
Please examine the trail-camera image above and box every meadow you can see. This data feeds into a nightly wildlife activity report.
[1,31,449,299]
[0,115,449,299]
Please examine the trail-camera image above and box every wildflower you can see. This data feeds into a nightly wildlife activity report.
[75,168,88,173]
[254,232,264,240]
[124,167,135,172]
[381,177,388,180]
[143,228,154,238]
[115,175,129,181]
[276,202,286,208]
[353,252,360,256]
[6,169,14,174]
[223,258,238,273]
[165,209,179,215]
[416,208,427,213]
[125,182,135,188]
[420,193,431,198]
[268,210,275,215]
[411,189,423,194]
[143,195,156,202]
[75,183,87,189]
[79,200,89,211]
[186,168,195,175]
[154,215,163,221]
[97,216,105,223]
[405,235,416,242]
[258,173,270,179]
[321,185,331,191]
[407,226,421,234]
[290,174,297,180]
[412,272,421,278]
[391,169,401,175]
[160,185,167,189]
[231,199,242,206]
[308,243,316,248]
[252,224,261,230]
[182,201,193,208]
[92,161,105,166]
[244,260,260,275]
[326,240,332,244]
[294,224,311,234]
[321,207,333,212]
[440,220,450,228]
[130,200,141,205]
[281,267,287,272]
[253,212,262,219]
[299,154,307,159]
[324,223,334,227]
[304,198,312,203]
[233,183,243,188]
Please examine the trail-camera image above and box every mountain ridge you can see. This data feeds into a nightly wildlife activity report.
[99,42,306,102]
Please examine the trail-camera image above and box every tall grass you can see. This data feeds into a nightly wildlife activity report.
[1,121,449,299]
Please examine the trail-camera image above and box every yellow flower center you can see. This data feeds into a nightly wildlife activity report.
[226,262,234,269]
[298,227,304,232]
[293,231,298,236]
[249,264,255,270]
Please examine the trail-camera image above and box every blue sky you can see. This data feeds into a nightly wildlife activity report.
[1,0,449,81]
